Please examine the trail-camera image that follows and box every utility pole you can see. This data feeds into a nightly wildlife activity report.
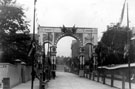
[48,33,50,80]
[31,0,37,89]
[127,2,131,89]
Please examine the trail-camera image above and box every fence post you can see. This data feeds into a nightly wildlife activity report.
[97,71,99,82]
[103,73,106,84]
[122,74,125,89]
[111,72,114,87]
[39,73,42,89]
[89,72,91,79]
[92,72,95,81]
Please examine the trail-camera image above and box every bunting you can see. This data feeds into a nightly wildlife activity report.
[28,42,36,57]
[35,0,37,3]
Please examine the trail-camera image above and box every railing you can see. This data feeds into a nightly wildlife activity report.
[83,63,135,89]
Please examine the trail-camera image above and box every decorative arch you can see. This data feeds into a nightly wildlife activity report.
[38,26,98,71]
[38,26,98,55]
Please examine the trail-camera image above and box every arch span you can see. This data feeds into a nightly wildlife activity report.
[54,33,83,46]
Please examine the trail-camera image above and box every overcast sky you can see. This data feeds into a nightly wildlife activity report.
[17,0,135,57]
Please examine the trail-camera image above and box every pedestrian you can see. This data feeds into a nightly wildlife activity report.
[52,70,56,79]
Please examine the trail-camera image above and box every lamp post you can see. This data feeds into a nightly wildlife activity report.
[126,28,131,89]
[126,2,131,89]
[42,42,46,81]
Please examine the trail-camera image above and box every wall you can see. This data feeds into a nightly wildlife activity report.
[23,65,31,82]
[0,63,31,88]
[7,63,21,87]
[0,63,8,87]
[71,40,80,58]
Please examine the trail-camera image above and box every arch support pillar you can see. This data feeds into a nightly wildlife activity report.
[78,47,85,77]
[79,47,85,70]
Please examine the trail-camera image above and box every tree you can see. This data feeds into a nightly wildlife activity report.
[0,0,31,63]
[96,24,133,66]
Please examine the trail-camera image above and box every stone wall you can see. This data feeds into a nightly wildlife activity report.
[0,63,8,85]
[7,63,21,87]
[0,63,31,88]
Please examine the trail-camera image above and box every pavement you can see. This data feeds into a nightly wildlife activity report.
[84,74,135,89]
[11,79,39,89]
[95,76,135,89]
[11,71,135,89]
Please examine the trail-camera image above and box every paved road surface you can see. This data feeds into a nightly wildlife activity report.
[12,71,135,89]
[47,72,117,89]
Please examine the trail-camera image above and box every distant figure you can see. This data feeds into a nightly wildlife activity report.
[52,70,56,79]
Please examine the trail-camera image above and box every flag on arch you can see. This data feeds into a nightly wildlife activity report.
[34,0,37,4]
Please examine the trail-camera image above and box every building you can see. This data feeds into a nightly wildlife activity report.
[71,40,80,58]
[71,40,93,60]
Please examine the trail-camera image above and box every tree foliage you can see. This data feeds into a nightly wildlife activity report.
[101,26,130,53]
[0,1,29,34]
[0,0,31,64]
[96,25,133,66]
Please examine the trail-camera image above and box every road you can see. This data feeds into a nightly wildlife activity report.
[12,71,135,89]
[47,72,117,89]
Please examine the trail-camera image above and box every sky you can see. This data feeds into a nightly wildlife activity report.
[44,36,75,57]
[17,0,135,57]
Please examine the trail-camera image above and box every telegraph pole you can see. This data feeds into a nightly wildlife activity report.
[127,2,131,89]
[48,33,50,80]
[31,0,37,89]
